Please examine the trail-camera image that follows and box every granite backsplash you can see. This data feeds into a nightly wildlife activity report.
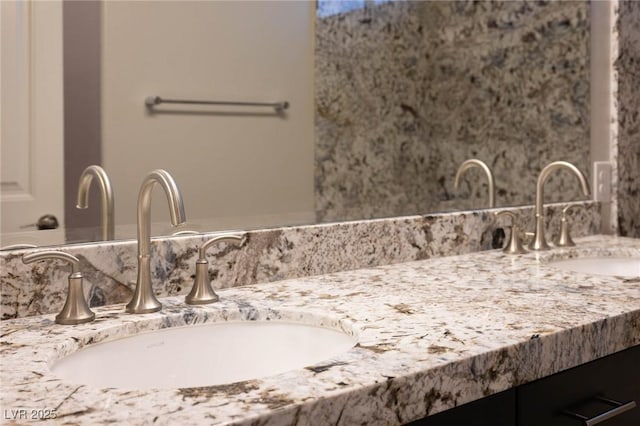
[1,201,600,320]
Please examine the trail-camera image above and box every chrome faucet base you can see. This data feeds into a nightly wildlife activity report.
[530,216,552,251]
[126,255,162,314]
[56,272,96,325]
[125,302,161,315]
[185,260,220,305]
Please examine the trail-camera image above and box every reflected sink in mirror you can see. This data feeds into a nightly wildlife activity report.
[550,257,640,278]
[52,318,357,390]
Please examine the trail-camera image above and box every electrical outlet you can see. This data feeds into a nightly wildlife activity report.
[593,161,612,202]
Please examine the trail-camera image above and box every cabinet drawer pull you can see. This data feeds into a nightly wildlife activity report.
[563,396,636,425]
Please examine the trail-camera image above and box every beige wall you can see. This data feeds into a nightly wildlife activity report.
[101,1,315,233]
[63,0,102,233]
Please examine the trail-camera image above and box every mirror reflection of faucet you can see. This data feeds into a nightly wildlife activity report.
[454,159,496,209]
[76,165,115,241]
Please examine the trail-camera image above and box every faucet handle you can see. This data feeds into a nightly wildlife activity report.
[496,211,527,255]
[186,233,245,305]
[554,205,580,247]
[22,251,95,325]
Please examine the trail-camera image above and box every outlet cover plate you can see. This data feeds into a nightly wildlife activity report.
[593,161,612,202]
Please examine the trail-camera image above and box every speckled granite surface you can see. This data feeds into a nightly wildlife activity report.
[1,235,638,425]
[1,202,600,320]
[615,0,640,237]
[315,0,590,222]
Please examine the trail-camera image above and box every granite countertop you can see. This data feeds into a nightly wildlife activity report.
[1,235,639,425]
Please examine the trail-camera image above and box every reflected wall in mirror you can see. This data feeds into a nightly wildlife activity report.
[0,0,591,249]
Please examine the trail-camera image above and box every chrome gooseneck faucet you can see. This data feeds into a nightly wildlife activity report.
[454,159,496,208]
[529,161,590,251]
[126,170,186,314]
[77,165,115,241]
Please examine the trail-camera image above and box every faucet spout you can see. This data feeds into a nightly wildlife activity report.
[530,161,590,251]
[126,169,186,314]
[76,165,115,240]
[454,159,496,208]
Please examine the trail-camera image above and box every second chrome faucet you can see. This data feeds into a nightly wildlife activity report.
[126,170,187,314]
[495,160,590,255]
[529,161,590,251]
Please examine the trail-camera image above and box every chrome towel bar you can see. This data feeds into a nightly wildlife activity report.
[145,96,289,112]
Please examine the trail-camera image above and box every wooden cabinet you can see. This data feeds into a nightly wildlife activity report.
[518,345,640,426]
[408,345,640,426]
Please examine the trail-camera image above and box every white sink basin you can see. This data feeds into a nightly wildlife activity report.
[52,320,357,389]
[550,257,640,278]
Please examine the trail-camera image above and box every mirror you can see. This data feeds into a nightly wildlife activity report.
[0,0,591,249]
